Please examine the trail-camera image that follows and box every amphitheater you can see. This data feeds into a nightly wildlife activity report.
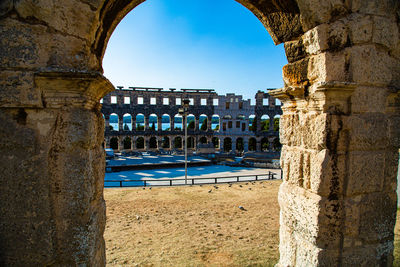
[101,87,282,153]
[0,0,399,266]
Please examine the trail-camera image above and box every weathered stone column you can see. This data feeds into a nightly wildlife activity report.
[231,138,237,153]
[0,72,113,266]
[118,114,123,132]
[271,8,400,265]
[158,116,162,132]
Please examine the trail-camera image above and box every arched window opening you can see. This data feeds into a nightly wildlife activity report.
[261,115,270,132]
[236,138,244,153]
[162,114,171,131]
[149,114,158,131]
[212,137,219,148]
[123,113,132,131]
[149,137,158,149]
[249,138,257,151]
[248,114,256,132]
[136,137,145,149]
[187,137,195,149]
[109,113,119,131]
[199,136,208,144]
[261,137,269,152]
[174,114,183,130]
[162,137,170,149]
[211,115,220,131]
[174,137,182,149]
[223,137,232,152]
[187,114,195,130]
[199,114,208,131]
[136,114,145,131]
[274,115,280,132]
[110,137,119,150]
[123,137,132,150]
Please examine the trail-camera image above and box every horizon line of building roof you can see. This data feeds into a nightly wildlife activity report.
[115,86,217,93]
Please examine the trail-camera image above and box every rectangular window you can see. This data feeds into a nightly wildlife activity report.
[239,102,243,109]
[263,98,269,106]
[235,98,239,102]
[223,123,227,131]
[228,121,232,128]
[163,97,169,105]
[137,97,143,105]
[189,98,194,105]
[201,98,207,105]
[124,96,130,104]
[111,96,117,104]
[150,97,156,105]
[213,98,219,106]
[100,98,103,104]
[176,98,181,105]
[275,99,281,106]
[236,121,240,128]
[225,102,230,109]
[242,122,246,131]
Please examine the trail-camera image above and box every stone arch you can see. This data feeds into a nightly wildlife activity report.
[162,136,170,149]
[199,136,208,144]
[110,137,119,150]
[223,137,232,152]
[136,137,145,149]
[122,113,132,131]
[122,136,132,150]
[187,136,195,149]
[211,114,220,131]
[187,114,195,130]
[261,137,269,152]
[273,114,280,132]
[136,113,145,131]
[162,114,171,131]
[1,1,399,266]
[149,136,157,149]
[174,136,183,149]
[236,137,244,153]
[199,114,208,131]
[248,114,256,132]
[249,137,257,151]
[149,114,158,131]
[174,114,183,130]
[212,137,220,149]
[109,113,119,131]
[260,114,270,132]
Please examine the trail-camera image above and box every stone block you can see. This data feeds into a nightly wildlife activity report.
[358,192,397,243]
[350,86,388,114]
[350,0,399,17]
[373,16,399,50]
[0,71,42,108]
[307,52,347,84]
[14,0,97,39]
[344,113,389,151]
[296,0,349,31]
[284,39,306,63]
[341,241,394,266]
[347,45,393,86]
[346,151,385,195]
[348,13,373,44]
[383,149,399,193]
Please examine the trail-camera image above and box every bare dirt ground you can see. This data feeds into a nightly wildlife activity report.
[105,181,400,266]
[104,180,281,266]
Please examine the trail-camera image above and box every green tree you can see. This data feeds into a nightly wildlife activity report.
[151,122,155,131]
[188,120,195,130]
[200,118,208,131]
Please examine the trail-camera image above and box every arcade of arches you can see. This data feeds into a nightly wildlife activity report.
[0,0,399,266]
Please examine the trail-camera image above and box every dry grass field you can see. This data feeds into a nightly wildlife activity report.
[104,180,400,266]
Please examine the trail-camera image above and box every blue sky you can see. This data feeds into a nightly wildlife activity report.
[102,0,287,101]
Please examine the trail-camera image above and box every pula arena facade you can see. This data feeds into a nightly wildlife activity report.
[0,0,399,266]
[101,87,282,153]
